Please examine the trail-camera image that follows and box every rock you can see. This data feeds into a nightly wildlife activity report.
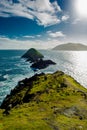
[63,106,79,117]
[3,104,12,115]
[21,48,56,71]
[22,48,44,62]
[30,59,56,70]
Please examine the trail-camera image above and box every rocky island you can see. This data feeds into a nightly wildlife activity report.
[22,48,56,71]
[22,48,44,62]
[0,71,87,130]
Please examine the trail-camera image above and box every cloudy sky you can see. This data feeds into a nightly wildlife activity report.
[0,0,87,49]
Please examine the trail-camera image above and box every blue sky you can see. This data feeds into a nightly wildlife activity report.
[0,0,87,49]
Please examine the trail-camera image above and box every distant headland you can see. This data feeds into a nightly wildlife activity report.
[53,43,87,51]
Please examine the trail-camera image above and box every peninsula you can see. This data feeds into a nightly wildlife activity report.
[0,71,87,130]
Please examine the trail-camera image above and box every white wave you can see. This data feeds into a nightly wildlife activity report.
[10,56,20,59]
[15,63,21,67]
[5,68,12,71]
[3,74,9,79]
[0,82,6,87]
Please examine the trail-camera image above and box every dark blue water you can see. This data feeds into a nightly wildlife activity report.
[0,50,87,105]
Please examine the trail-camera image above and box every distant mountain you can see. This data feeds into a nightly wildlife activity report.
[53,43,87,51]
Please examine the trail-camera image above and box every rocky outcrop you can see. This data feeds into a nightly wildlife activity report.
[22,48,56,70]
[30,59,56,70]
[22,48,44,62]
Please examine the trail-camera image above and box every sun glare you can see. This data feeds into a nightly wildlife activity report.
[76,0,87,18]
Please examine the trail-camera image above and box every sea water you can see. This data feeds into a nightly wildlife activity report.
[0,50,87,105]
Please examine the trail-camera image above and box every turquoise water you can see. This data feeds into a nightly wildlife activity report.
[0,50,87,104]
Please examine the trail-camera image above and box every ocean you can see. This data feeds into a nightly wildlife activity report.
[0,50,87,105]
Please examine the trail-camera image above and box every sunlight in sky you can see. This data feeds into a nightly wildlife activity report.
[0,0,87,49]
[75,0,87,18]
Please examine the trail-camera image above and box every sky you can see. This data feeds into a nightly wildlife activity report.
[0,0,87,49]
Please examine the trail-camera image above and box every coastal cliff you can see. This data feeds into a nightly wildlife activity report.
[0,71,87,130]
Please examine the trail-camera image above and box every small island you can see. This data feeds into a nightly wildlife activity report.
[22,48,44,62]
[22,48,56,71]
[0,71,87,130]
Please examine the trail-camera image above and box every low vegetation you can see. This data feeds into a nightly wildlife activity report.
[0,71,87,130]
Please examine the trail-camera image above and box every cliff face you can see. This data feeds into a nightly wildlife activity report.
[0,71,87,130]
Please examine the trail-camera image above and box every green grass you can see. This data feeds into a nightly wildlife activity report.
[0,71,87,130]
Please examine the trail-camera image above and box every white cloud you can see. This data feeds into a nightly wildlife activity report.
[0,1,34,19]
[47,31,65,38]
[36,35,41,37]
[23,35,35,38]
[22,34,42,39]
[0,36,60,49]
[21,34,42,39]
[52,1,62,12]
[35,11,60,26]
[0,0,63,27]
[61,15,69,21]
[72,18,81,24]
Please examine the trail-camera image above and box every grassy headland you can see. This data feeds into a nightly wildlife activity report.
[0,71,87,130]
